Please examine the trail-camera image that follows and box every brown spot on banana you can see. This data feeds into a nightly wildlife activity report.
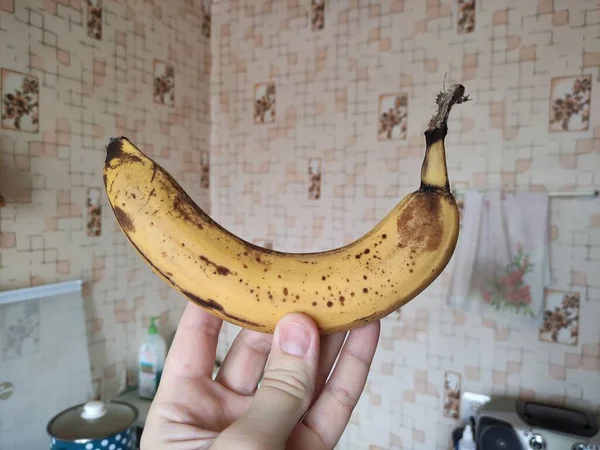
[245,246,274,265]
[129,150,213,233]
[172,196,204,230]
[113,206,135,233]
[181,289,264,328]
[181,290,224,311]
[396,193,444,252]
[351,311,379,325]
[198,255,233,276]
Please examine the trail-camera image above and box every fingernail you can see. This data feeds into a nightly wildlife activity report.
[278,321,310,357]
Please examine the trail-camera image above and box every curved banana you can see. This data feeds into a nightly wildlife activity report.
[103,84,469,334]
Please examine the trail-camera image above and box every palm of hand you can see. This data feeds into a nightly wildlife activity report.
[141,304,380,450]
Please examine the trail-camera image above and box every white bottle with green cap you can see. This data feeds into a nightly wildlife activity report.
[138,316,167,399]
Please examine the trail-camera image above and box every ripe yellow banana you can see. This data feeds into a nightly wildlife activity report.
[103,84,469,334]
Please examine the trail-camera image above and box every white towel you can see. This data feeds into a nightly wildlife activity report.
[446,190,550,327]
[446,190,484,309]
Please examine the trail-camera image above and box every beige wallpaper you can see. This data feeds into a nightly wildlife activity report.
[208,0,600,449]
[0,0,211,400]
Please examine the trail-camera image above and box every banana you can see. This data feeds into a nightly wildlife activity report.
[103,84,469,334]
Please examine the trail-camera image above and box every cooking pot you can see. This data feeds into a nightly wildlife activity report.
[47,400,138,450]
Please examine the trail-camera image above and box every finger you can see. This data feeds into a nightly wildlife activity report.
[313,331,347,399]
[214,327,273,395]
[302,320,380,448]
[219,313,320,448]
[160,301,223,380]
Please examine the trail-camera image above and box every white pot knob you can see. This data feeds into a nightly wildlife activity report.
[81,400,107,420]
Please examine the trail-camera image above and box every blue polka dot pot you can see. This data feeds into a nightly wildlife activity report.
[47,400,138,450]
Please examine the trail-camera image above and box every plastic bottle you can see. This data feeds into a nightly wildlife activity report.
[138,316,167,399]
[457,423,476,450]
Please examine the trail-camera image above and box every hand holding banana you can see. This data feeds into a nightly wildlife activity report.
[103,83,469,334]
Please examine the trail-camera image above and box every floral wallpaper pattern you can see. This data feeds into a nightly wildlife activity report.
[308,157,322,200]
[443,371,462,419]
[457,0,476,34]
[86,187,102,237]
[86,0,102,40]
[549,75,592,132]
[539,289,580,346]
[377,93,408,141]
[201,0,211,39]
[1,69,39,133]
[253,82,276,124]
[153,59,175,107]
[200,150,210,189]
[310,0,325,31]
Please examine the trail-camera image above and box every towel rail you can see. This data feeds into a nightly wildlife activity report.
[451,188,599,199]
[0,279,83,306]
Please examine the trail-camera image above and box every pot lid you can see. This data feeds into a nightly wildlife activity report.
[47,400,138,441]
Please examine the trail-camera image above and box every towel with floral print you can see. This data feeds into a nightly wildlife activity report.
[476,190,550,326]
[446,190,550,327]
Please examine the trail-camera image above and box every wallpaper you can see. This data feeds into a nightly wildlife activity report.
[208,0,600,449]
[0,0,211,402]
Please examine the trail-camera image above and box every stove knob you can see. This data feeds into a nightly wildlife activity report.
[570,445,586,450]
[529,434,546,450]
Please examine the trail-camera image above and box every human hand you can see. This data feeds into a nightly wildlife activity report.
[141,302,381,449]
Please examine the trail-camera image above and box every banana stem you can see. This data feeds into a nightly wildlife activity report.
[420,83,470,192]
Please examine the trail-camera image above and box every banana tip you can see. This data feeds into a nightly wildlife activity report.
[109,136,128,143]
[105,136,128,164]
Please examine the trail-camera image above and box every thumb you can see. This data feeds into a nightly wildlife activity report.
[224,313,320,447]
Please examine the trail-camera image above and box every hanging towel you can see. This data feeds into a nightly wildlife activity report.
[446,190,484,310]
[446,190,550,327]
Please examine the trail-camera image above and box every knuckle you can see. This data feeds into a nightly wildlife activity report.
[243,333,273,355]
[344,347,372,368]
[260,365,314,401]
[323,382,359,410]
